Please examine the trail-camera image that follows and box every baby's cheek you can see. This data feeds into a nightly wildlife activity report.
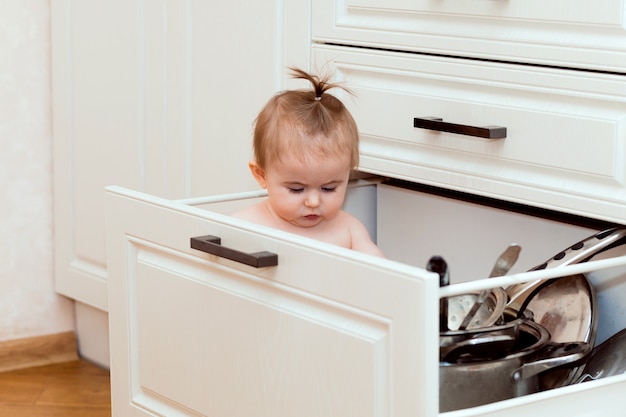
[328,196,345,214]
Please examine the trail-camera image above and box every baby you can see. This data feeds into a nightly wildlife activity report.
[232,68,384,257]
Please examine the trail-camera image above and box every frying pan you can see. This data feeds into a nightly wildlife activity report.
[576,327,626,383]
[505,227,626,388]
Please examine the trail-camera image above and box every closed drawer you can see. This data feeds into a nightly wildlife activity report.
[312,0,626,72]
[313,45,626,223]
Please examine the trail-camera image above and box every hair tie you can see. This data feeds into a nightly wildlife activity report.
[314,96,322,101]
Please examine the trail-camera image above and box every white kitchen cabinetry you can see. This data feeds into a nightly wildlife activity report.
[51,0,311,311]
[311,0,626,225]
[58,1,626,415]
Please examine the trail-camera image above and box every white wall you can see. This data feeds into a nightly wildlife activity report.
[0,0,74,341]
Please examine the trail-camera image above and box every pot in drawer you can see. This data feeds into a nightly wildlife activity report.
[439,320,589,412]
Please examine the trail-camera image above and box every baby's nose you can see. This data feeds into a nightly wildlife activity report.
[305,191,320,208]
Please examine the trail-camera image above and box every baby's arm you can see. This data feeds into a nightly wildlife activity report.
[348,216,385,257]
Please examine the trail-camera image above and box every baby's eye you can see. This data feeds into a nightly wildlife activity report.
[288,187,304,194]
[321,187,337,193]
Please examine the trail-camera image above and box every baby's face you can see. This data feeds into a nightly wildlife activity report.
[261,152,351,228]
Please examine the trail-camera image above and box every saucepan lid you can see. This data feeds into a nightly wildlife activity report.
[522,273,597,389]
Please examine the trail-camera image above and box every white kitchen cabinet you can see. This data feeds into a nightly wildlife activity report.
[51,0,311,311]
[56,1,626,414]
[312,0,626,73]
[106,184,626,416]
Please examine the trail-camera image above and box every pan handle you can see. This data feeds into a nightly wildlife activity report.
[414,117,507,139]
[190,235,278,268]
[511,342,590,382]
[507,227,626,314]
[531,227,626,270]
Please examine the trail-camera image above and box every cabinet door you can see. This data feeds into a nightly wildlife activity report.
[313,0,626,72]
[52,0,311,310]
[105,186,439,417]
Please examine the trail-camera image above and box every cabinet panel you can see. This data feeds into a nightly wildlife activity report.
[106,186,439,417]
[342,0,622,23]
[52,0,311,309]
[134,245,386,415]
[313,0,626,72]
[313,45,626,223]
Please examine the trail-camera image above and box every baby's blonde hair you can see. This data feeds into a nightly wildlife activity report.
[253,67,359,170]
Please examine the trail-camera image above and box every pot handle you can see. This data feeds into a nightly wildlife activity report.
[510,342,589,382]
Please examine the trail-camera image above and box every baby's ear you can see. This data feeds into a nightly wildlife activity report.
[249,161,267,188]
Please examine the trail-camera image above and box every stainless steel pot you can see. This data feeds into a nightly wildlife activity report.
[440,308,532,361]
[439,320,589,412]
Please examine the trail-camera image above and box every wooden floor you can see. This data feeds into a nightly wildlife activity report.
[0,360,111,417]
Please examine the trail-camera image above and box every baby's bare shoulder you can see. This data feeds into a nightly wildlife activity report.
[336,210,368,228]
[231,202,265,222]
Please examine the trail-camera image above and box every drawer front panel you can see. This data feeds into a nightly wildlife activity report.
[313,0,626,72]
[105,186,439,417]
[314,45,626,222]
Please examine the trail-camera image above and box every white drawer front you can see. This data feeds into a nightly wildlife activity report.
[313,0,626,72]
[314,45,626,223]
[105,186,439,417]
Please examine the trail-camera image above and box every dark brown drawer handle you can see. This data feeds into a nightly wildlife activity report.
[190,235,278,268]
[414,117,507,139]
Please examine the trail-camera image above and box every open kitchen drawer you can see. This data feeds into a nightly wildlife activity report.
[105,184,626,417]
